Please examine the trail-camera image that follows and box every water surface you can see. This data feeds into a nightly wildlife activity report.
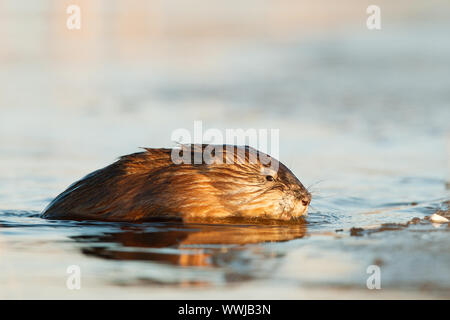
[0,2,449,299]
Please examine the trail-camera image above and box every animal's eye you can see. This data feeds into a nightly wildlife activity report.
[266,175,274,182]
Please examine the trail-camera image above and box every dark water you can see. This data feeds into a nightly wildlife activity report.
[0,198,448,298]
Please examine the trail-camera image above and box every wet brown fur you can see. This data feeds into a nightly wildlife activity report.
[42,145,311,222]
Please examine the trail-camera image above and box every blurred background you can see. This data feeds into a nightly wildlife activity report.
[1,0,449,204]
[0,0,449,299]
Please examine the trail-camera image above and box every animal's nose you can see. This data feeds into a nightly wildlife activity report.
[302,199,310,206]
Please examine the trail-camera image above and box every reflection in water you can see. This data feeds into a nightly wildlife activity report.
[71,220,307,285]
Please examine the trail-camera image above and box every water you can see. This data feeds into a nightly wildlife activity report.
[1,2,449,298]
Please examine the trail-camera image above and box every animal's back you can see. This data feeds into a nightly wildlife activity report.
[42,149,176,221]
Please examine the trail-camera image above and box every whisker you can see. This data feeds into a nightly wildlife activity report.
[305,179,329,196]
[306,179,327,190]
[307,189,321,196]
[240,188,272,205]
[310,193,337,200]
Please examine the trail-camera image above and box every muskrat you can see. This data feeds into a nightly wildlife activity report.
[42,144,311,222]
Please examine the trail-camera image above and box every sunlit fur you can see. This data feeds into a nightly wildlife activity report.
[42,145,311,222]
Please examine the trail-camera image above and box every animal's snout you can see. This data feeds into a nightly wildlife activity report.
[302,199,310,206]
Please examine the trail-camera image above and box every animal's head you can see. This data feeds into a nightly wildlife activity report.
[165,144,311,221]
